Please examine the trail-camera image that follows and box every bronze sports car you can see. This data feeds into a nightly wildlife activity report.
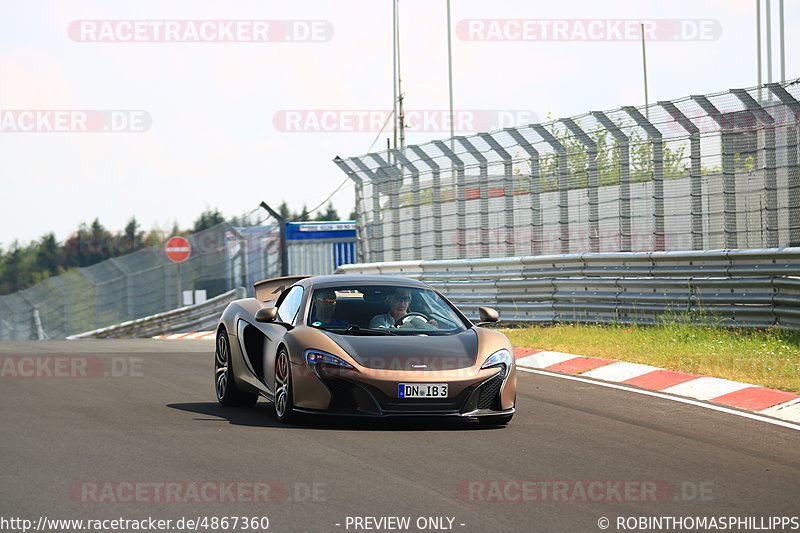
[214,275,516,424]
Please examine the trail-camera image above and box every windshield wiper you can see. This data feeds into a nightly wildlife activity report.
[316,325,396,336]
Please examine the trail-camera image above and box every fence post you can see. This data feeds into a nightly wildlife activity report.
[591,111,632,252]
[624,106,666,251]
[505,128,542,255]
[433,140,467,258]
[455,136,490,257]
[350,157,385,263]
[561,118,600,252]
[479,132,515,257]
[732,88,779,247]
[766,83,800,246]
[532,124,570,254]
[409,145,444,260]
[691,95,738,249]
[333,157,367,263]
[389,148,422,259]
[657,101,703,250]
[371,153,403,262]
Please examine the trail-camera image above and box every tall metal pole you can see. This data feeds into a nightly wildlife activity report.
[447,0,455,148]
[641,23,649,119]
[779,0,785,82]
[392,0,397,152]
[396,0,405,149]
[757,0,762,88]
[766,0,773,83]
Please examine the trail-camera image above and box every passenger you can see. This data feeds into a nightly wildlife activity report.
[309,289,348,327]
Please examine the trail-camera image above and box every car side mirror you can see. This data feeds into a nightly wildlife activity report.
[476,307,499,326]
[255,307,278,323]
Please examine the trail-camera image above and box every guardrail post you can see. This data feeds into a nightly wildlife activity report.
[350,157,385,263]
[433,140,467,258]
[531,124,570,254]
[591,111,632,252]
[657,102,704,250]
[455,136,490,257]
[389,148,422,258]
[732,88,779,247]
[766,82,800,246]
[505,128,543,255]
[623,106,666,251]
[479,132,515,257]
[370,153,403,262]
[561,118,600,252]
[409,145,444,260]
[691,95,738,249]
[333,157,367,264]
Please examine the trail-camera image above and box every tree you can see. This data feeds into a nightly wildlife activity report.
[193,207,225,232]
[121,217,144,254]
[35,233,59,277]
[315,202,340,221]
[278,201,292,221]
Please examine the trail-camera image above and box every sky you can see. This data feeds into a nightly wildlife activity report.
[1,0,798,249]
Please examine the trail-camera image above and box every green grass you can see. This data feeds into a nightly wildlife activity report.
[503,323,800,393]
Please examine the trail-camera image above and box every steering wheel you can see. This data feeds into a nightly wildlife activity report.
[394,312,430,327]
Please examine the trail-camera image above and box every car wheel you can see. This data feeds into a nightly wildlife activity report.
[215,329,258,407]
[274,348,295,423]
[478,413,513,426]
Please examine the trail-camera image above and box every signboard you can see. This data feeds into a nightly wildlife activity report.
[165,236,191,263]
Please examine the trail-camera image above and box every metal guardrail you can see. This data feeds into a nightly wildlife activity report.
[67,288,245,339]
[337,249,800,330]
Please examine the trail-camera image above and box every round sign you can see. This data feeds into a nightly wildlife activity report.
[165,236,191,263]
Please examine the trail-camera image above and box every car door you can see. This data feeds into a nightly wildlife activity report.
[263,285,305,393]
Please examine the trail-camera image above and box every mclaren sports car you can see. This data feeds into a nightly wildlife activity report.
[213,275,516,424]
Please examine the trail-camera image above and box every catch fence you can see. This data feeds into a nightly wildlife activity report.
[335,80,800,263]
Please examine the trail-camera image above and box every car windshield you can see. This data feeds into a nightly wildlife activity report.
[307,285,468,335]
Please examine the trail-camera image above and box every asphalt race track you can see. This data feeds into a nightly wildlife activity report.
[1,340,798,533]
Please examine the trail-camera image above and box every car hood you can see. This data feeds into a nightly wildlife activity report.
[325,329,478,371]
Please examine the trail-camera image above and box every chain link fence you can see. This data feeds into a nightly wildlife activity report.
[335,80,800,263]
[0,223,283,340]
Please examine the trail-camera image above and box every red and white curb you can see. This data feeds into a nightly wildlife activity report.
[153,331,215,340]
[514,348,800,424]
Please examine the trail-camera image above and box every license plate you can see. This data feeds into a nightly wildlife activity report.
[398,383,448,398]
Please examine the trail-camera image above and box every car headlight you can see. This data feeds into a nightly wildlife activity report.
[481,348,512,370]
[304,349,355,369]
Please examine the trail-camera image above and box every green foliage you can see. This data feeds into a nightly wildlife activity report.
[193,207,225,232]
[314,202,340,221]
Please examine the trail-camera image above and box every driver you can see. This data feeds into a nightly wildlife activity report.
[369,289,437,329]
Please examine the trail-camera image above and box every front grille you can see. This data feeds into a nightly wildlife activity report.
[477,367,506,410]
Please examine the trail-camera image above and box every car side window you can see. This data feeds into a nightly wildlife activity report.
[276,286,304,324]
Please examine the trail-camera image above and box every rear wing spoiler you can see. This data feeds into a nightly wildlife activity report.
[253,276,312,303]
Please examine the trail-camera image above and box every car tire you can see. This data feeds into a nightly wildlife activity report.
[215,329,258,407]
[274,348,296,423]
[478,413,513,426]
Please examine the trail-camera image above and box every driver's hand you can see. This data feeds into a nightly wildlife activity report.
[428,319,439,328]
